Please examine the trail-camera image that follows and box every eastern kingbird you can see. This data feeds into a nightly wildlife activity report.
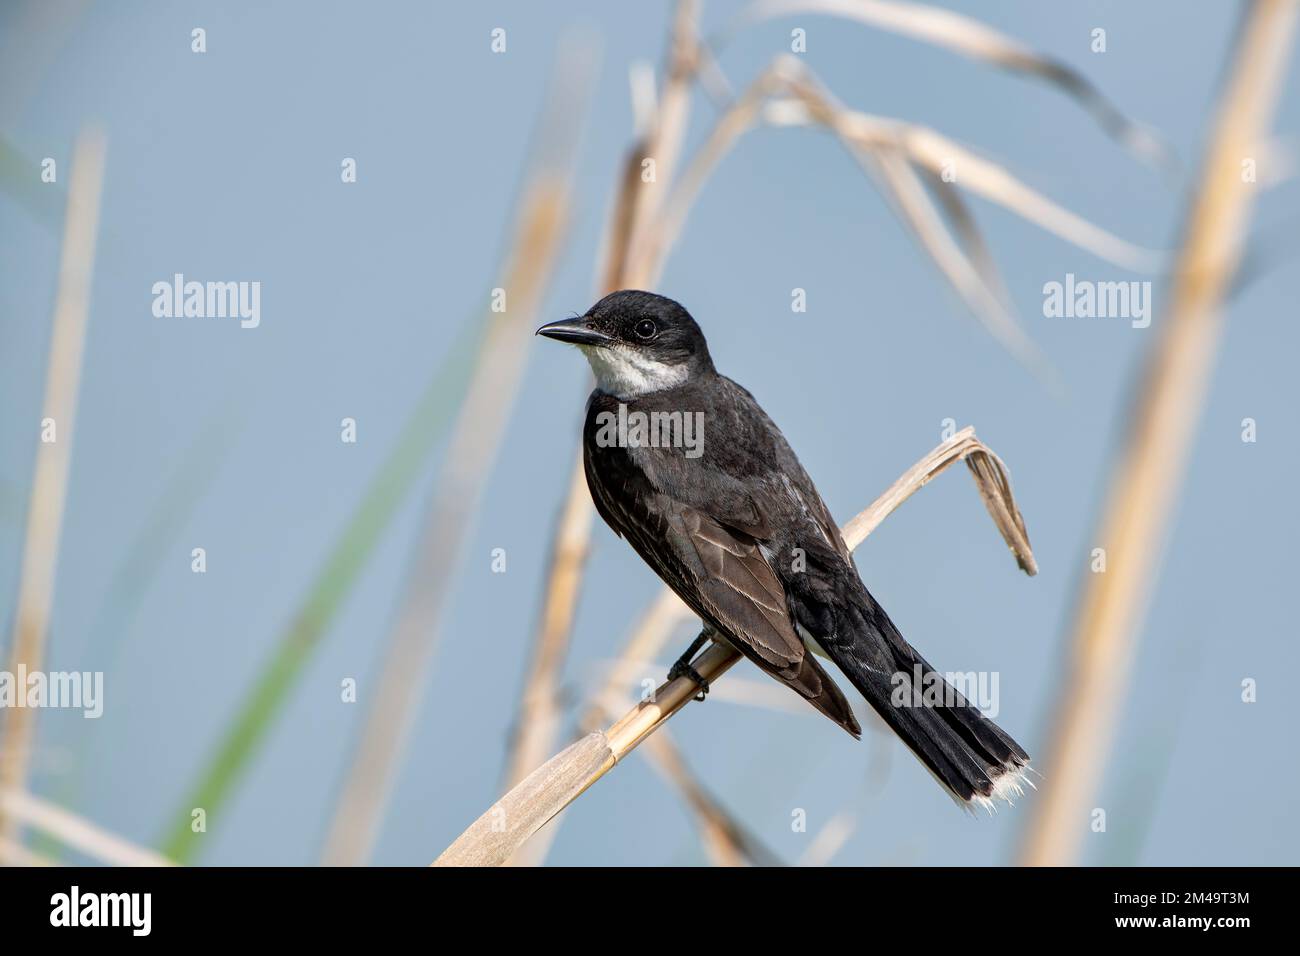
[537,290,1031,810]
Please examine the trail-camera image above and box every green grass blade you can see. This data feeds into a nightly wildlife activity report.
[159,315,481,862]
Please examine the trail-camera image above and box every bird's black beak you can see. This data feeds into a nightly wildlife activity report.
[535,316,612,347]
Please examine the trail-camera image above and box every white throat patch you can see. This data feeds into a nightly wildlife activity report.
[581,344,689,398]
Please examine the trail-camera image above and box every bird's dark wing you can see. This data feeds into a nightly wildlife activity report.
[582,405,860,736]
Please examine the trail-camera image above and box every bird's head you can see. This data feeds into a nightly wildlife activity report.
[536,290,714,398]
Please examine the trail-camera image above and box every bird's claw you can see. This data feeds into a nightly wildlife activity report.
[668,659,710,701]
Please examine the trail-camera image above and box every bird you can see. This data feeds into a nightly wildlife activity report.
[536,290,1031,811]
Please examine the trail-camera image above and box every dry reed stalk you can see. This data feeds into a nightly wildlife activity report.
[728,0,1172,169]
[0,130,105,849]
[879,125,1159,270]
[1018,0,1298,867]
[435,426,1035,865]
[597,664,814,715]
[633,56,1160,371]
[627,0,698,250]
[0,789,172,867]
[499,1,703,868]
[596,0,700,293]
[316,49,591,866]
[858,143,1049,372]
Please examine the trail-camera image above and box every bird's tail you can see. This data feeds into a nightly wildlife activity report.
[822,616,1032,811]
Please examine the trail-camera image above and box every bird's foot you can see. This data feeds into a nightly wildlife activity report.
[668,657,710,701]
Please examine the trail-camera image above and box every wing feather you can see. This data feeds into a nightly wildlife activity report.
[583,422,859,735]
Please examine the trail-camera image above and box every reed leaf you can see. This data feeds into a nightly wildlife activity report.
[726,0,1173,169]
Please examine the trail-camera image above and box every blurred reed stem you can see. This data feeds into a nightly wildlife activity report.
[316,182,574,865]
[1018,0,1298,867]
[500,0,702,868]
[160,55,589,862]
[0,789,172,867]
[0,129,104,849]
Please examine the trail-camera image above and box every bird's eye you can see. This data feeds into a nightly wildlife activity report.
[634,319,657,339]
